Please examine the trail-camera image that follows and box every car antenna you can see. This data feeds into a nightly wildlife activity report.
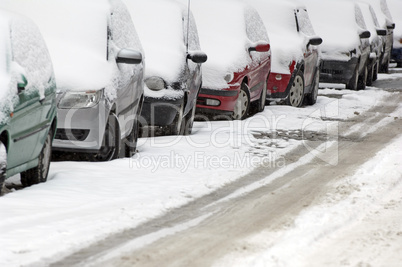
[186,0,191,54]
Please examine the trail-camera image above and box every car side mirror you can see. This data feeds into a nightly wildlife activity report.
[187,51,208,64]
[307,37,323,47]
[387,23,395,30]
[17,74,28,94]
[359,31,371,39]
[116,49,142,64]
[376,29,387,36]
[248,42,270,53]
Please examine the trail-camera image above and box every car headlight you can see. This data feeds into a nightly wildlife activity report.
[145,76,166,91]
[58,90,102,109]
[224,73,234,83]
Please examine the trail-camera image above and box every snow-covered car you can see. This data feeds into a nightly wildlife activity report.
[388,0,402,67]
[360,0,395,73]
[301,0,371,90]
[124,0,207,135]
[248,0,322,107]
[357,1,388,85]
[1,0,145,161]
[190,0,271,120]
[0,10,57,195]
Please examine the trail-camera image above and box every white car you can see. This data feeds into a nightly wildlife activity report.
[1,0,145,161]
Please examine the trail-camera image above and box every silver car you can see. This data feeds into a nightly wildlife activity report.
[1,0,145,161]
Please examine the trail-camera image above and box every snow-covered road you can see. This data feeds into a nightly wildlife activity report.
[1,68,401,267]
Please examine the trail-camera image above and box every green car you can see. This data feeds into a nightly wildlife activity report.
[0,11,57,195]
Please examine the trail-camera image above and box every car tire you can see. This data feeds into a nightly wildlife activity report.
[91,113,120,161]
[347,66,359,90]
[21,129,53,187]
[124,117,139,158]
[373,61,379,82]
[286,70,304,107]
[232,83,250,120]
[305,69,319,105]
[366,64,374,86]
[357,64,368,90]
[250,78,267,114]
[166,101,185,136]
[0,141,7,196]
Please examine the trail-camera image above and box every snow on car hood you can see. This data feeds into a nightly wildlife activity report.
[302,0,365,60]
[124,0,187,86]
[190,0,270,89]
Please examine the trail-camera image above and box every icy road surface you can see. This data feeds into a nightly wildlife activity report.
[1,68,402,267]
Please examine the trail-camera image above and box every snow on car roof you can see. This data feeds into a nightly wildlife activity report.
[189,0,269,89]
[0,0,117,92]
[360,0,394,28]
[124,0,189,84]
[301,0,366,56]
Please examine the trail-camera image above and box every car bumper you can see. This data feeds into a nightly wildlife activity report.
[320,58,358,84]
[196,87,239,115]
[52,101,108,153]
[140,96,183,127]
[266,72,292,100]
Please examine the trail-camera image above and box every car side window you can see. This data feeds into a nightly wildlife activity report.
[296,9,316,37]
[355,5,368,30]
[183,12,201,51]
[369,5,380,28]
[10,18,53,95]
[244,7,269,43]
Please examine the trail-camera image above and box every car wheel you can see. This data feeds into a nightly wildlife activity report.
[124,117,139,158]
[232,83,250,120]
[91,113,120,161]
[305,69,319,105]
[357,65,368,90]
[286,70,304,107]
[251,78,267,114]
[373,61,379,81]
[21,129,53,187]
[0,142,7,196]
[166,101,185,136]
[347,66,359,90]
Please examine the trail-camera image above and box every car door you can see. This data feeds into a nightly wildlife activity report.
[296,8,319,88]
[6,23,44,168]
[244,8,270,101]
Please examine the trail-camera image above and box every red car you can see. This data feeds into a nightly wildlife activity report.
[250,0,322,107]
[190,0,271,120]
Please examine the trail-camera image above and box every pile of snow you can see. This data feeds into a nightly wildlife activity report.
[301,0,368,61]
[189,0,269,89]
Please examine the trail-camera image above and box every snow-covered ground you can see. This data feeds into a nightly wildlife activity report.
[1,69,401,267]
